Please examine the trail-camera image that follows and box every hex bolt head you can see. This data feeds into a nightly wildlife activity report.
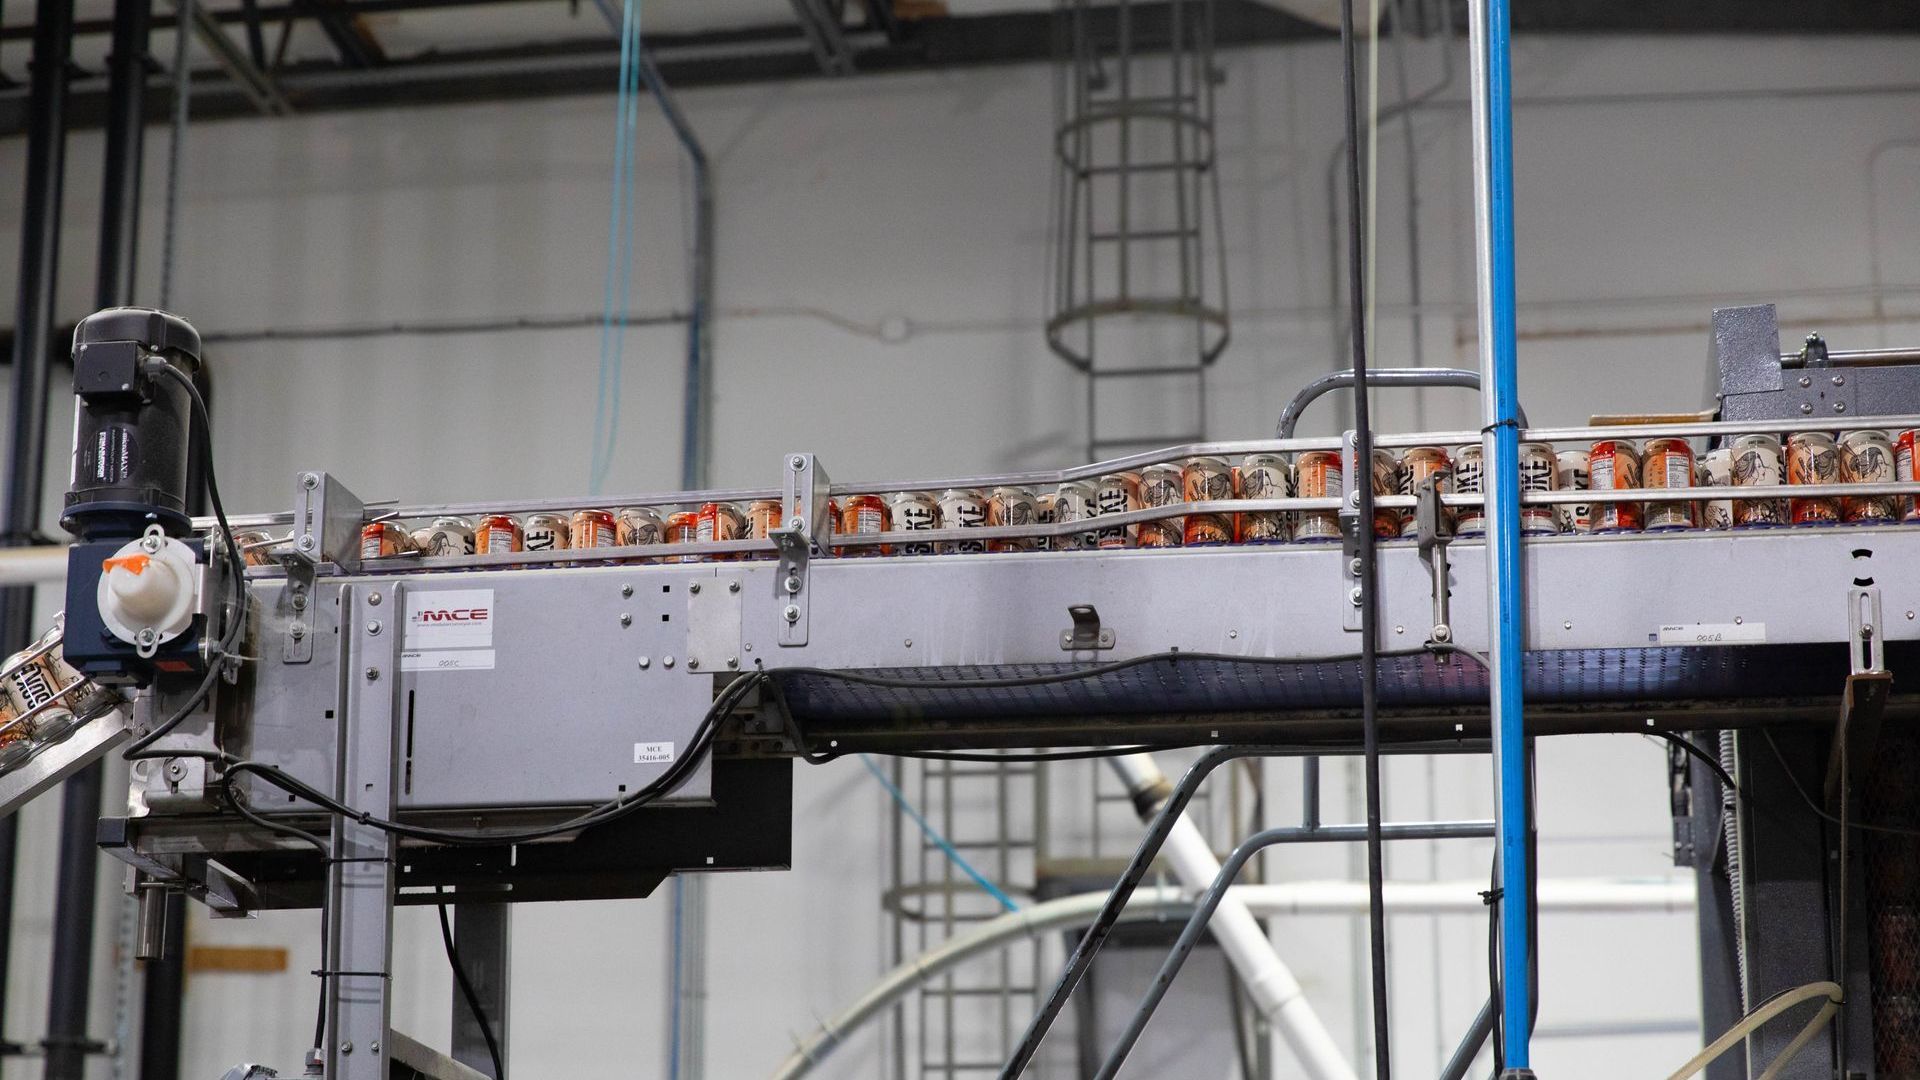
[690,583,701,594]
[302,473,320,489]
[1800,403,1814,415]
[791,456,806,470]
[663,656,676,669]
[297,534,317,552]
[366,620,382,636]
[785,576,801,595]
[1835,401,1847,413]
[1798,375,1813,388]
[1833,375,1846,386]
[1348,491,1361,507]
[638,656,651,669]
[1348,586,1363,606]
[365,667,380,681]
[783,605,801,623]
[620,613,632,627]
[621,584,634,598]
[368,592,382,607]
[167,761,185,779]
[727,656,739,669]
[136,628,157,646]
[687,658,700,670]
[729,581,741,593]
[140,534,162,553]
[341,1041,353,1054]
[291,590,308,611]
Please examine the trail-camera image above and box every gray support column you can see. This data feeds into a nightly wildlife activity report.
[323,584,403,1080]
[453,903,511,1078]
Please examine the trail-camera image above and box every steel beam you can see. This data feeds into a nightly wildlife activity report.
[451,902,509,1078]
[170,0,293,115]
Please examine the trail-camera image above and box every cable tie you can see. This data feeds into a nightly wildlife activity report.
[1479,417,1521,436]
[1479,887,1503,906]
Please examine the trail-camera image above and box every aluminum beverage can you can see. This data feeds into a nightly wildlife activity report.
[1589,440,1642,533]
[665,510,701,562]
[1553,451,1591,535]
[232,530,278,567]
[938,488,989,553]
[1786,432,1841,525]
[3,622,107,741]
[1180,457,1234,546]
[475,514,522,554]
[1840,429,1899,523]
[416,517,476,557]
[744,500,785,558]
[1237,453,1291,544]
[523,513,570,553]
[1730,434,1788,528]
[615,506,665,547]
[1518,441,1559,534]
[360,521,415,559]
[889,491,939,556]
[697,502,746,560]
[1093,473,1142,550]
[1034,493,1057,552]
[1369,449,1402,538]
[570,509,617,549]
[1053,480,1098,551]
[1452,444,1485,537]
[1137,464,1184,549]
[837,494,891,557]
[1641,438,1696,531]
[1898,430,1920,522]
[1294,450,1343,542]
[1697,448,1734,530]
[1397,447,1453,539]
[988,486,1040,553]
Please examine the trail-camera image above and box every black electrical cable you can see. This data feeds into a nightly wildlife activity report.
[124,359,247,761]
[436,887,506,1080]
[1337,0,1391,1062]
[812,745,1200,764]
[1762,727,1920,839]
[1655,731,1738,794]
[771,647,1436,692]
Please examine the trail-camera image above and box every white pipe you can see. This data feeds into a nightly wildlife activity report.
[768,877,1695,1080]
[1106,754,1357,1080]
[0,545,68,586]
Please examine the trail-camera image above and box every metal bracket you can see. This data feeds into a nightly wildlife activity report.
[289,470,367,573]
[1060,604,1115,651]
[686,577,743,674]
[282,573,315,664]
[1848,586,1885,676]
[1415,472,1455,645]
[772,453,831,648]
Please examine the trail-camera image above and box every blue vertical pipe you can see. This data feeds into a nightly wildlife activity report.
[1480,0,1531,1069]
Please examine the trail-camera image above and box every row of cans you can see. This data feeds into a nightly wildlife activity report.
[310,429,1920,567]
[0,617,118,767]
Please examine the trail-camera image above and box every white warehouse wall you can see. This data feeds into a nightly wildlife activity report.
[0,27,1917,1080]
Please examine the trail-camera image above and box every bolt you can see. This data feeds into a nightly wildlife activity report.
[638,656,651,669]
[1348,557,1362,576]
[1863,622,1876,638]
[365,667,380,681]
[341,1041,353,1054]
[621,584,634,598]
[366,620,382,636]
[729,581,741,593]
[791,456,806,469]
[789,517,807,536]
[727,656,739,669]
[1798,375,1813,388]
[620,613,632,627]
[1431,625,1453,643]
[370,1042,380,1054]
[785,576,801,594]
[664,655,676,669]
[167,761,185,779]
[1228,629,1238,639]
[1800,403,1814,415]
[136,628,157,646]
[784,604,801,623]
[1835,402,1847,414]
[140,533,162,553]
[1907,611,1915,621]
[1394,625,1405,634]
[1734,615,1743,625]
[688,658,700,670]
[1833,375,1846,387]
[297,534,317,552]
[291,590,308,611]
[744,643,753,652]
[368,591,382,607]
[904,638,913,647]
[1348,491,1362,507]
[290,623,306,640]
[690,583,701,594]
[1348,586,1363,607]
[303,473,320,489]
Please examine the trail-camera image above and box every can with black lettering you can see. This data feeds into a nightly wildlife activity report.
[1641,438,1696,531]
[1294,450,1343,542]
[522,513,570,553]
[1553,451,1590,535]
[1517,441,1559,534]
[1786,432,1841,526]
[1697,448,1734,530]
[988,486,1040,552]
[1453,444,1485,537]
[1137,464,1184,549]
[1731,434,1788,528]
[889,491,939,555]
[1093,473,1142,550]
[1840,429,1899,523]
[416,517,476,557]
[1053,480,1098,551]
[1236,453,1291,544]
[1589,440,1642,533]
[938,488,989,553]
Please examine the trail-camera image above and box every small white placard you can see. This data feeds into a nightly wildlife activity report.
[401,649,496,672]
[1658,623,1766,646]
[404,589,495,651]
[634,741,676,764]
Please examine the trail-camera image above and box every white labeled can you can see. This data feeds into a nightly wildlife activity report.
[1840,429,1899,523]
[1730,434,1787,528]
[1237,453,1292,543]
[1093,472,1143,550]
[1053,480,1098,551]
[1697,448,1734,530]
[888,490,939,556]
[1518,441,1559,535]
[937,488,989,554]
[1553,450,1591,535]
[1452,444,1484,537]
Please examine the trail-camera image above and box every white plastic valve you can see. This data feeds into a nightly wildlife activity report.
[97,525,200,658]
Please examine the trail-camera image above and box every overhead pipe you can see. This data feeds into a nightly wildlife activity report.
[1275,367,1527,438]
[1106,754,1356,1080]
[1467,0,1533,1071]
[771,877,1693,1080]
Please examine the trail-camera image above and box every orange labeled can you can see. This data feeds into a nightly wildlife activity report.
[1294,450,1343,542]
[1093,473,1142,550]
[665,510,701,562]
[360,521,415,560]
[1137,464,1184,548]
[475,514,523,555]
[1589,440,1642,533]
[1641,438,1696,531]
[837,494,890,557]
[1181,457,1234,546]
[570,509,617,549]
[1398,447,1453,538]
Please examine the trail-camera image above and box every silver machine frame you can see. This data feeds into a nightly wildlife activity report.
[59,305,1920,1077]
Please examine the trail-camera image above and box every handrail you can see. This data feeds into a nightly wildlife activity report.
[1275,367,1528,438]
